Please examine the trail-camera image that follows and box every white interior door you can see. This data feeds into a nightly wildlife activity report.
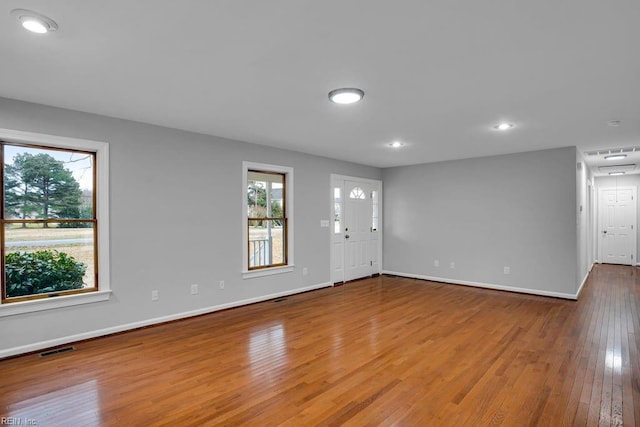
[598,187,637,265]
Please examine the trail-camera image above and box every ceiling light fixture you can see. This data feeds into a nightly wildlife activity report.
[493,122,515,131]
[388,141,404,148]
[604,154,627,161]
[11,9,58,34]
[328,88,364,104]
[607,120,622,127]
[609,172,625,176]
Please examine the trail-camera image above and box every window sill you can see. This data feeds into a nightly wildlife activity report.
[0,290,112,317]
[242,265,295,279]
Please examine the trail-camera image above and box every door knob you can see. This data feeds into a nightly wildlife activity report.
[603,230,607,234]
[345,234,350,239]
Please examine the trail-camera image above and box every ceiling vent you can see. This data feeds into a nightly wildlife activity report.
[598,164,636,173]
[586,146,640,156]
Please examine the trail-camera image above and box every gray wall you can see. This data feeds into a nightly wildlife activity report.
[382,147,579,297]
[594,174,640,261]
[0,97,381,354]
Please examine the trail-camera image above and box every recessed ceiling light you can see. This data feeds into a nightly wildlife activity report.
[607,120,622,127]
[328,88,364,104]
[388,141,404,148]
[604,154,627,161]
[11,9,58,34]
[609,172,625,176]
[493,122,515,131]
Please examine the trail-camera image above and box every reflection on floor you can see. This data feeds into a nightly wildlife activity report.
[1,264,639,425]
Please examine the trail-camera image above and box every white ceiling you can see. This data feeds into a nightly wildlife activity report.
[1,1,638,170]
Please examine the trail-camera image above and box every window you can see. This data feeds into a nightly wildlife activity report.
[334,187,342,234]
[243,162,293,277]
[0,128,110,316]
[247,170,286,269]
[349,186,366,199]
[372,190,379,231]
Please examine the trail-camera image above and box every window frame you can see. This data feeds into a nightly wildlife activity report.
[0,128,110,317]
[247,170,287,270]
[242,161,294,279]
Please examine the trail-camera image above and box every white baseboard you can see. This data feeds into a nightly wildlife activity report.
[576,263,594,299]
[0,282,332,360]
[596,260,639,267]
[382,270,578,300]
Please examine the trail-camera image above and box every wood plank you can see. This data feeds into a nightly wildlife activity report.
[0,264,639,425]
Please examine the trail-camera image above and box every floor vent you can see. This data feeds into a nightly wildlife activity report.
[39,346,75,358]
[273,298,287,303]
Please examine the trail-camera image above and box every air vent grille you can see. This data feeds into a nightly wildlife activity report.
[39,346,75,358]
[586,146,640,156]
[598,164,637,173]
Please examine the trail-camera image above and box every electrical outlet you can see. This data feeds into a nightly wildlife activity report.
[504,266,510,275]
[219,280,225,289]
[302,267,308,276]
[190,284,199,295]
[434,259,440,267]
[450,262,455,269]
[151,290,159,301]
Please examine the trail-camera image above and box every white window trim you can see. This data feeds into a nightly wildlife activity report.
[242,161,294,279]
[0,290,112,317]
[0,128,110,317]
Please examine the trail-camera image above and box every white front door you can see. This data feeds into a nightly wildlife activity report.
[330,176,381,284]
[344,181,373,281]
[598,187,637,265]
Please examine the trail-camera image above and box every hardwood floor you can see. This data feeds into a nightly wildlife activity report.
[1,264,639,426]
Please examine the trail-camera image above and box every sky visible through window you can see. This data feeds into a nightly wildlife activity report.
[4,145,93,191]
